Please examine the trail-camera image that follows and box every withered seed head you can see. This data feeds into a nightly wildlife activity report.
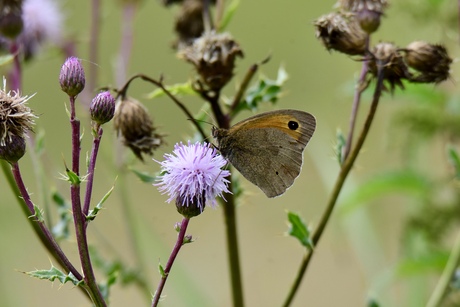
[404,41,452,83]
[314,12,367,56]
[0,77,36,146]
[113,96,163,161]
[178,31,243,91]
[368,42,412,92]
[174,0,205,48]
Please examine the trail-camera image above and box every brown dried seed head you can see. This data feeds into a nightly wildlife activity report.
[178,31,243,91]
[404,41,452,83]
[0,78,36,146]
[314,12,367,56]
[368,42,412,92]
[174,0,205,47]
[113,96,163,161]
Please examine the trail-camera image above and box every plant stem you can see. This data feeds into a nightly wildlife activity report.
[152,218,190,307]
[83,125,103,217]
[282,67,385,307]
[68,96,106,306]
[342,35,370,162]
[426,231,460,307]
[220,186,245,307]
[86,0,101,105]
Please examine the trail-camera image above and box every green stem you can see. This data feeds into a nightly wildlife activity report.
[426,231,460,307]
[282,68,385,307]
[220,182,245,307]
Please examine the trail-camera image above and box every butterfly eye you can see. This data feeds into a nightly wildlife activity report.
[288,120,299,130]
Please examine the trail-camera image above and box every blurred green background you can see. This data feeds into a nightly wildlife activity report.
[1,0,459,306]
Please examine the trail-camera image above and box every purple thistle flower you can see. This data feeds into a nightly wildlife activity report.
[155,141,231,217]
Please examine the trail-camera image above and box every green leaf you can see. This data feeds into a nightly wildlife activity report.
[335,129,346,165]
[219,0,240,31]
[286,211,313,249]
[130,168,157,183]
[447,145,460,179]
[367,298,380,307]
[395,251,449,277]
[65,168,81,185]
[340,170,432,215]
[24,265,83,286]
[159,263,166,278]
[0,54,14,66]
[34,129,45,155]
[147,82,196,99]
[87,185,114,221]
[31,204,44,223]
[235,66,288,115]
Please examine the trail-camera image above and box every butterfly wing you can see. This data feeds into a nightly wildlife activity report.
[219,110,316,198]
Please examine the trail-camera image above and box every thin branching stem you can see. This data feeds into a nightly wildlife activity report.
[282,66,385,307]
[426,231,460,307]
[83,125,103,218]
[152,218,190,307]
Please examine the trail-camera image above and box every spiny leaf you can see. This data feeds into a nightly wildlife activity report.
[87,185,115,221]
[130,168,157,183]
[286,211,313,249]
[147,82,196,99]
[65,167,81,185]
[31,204,44,223]
[24,265,83,286]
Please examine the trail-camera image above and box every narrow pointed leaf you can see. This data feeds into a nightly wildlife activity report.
[286,211,313,249]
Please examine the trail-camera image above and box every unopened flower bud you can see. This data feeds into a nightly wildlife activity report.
[314,12,367,56]
[113,96,163,161]
[404,41,452,83]
[0,134,26,164]
[59,57,85,97]
[178,31,244,91]
[176,195,205,218]
[90,91,115,125]
[174,0,204,48]
[0,1,23,39]
[356,8,381,34]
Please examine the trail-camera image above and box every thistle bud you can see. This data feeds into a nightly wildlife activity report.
[178,31,243,91]
[59,57,85,97]
[113,96,163,161]
[314,12,367,56]
[356,8,381,34]
[404,41,452,83]
[0,1,23,39]
[176,195,205,218]
[0,134,26,164]
[368,42,412,92]
[90,91,115,125]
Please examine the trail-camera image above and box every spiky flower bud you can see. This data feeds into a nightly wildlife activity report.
[0,0,24,39]
[59,57,85,97]
[404,41,452,83]
[90,91,115,125]
[314,12,367,56]
[178,31,244,91]
[368,42,412,92]
[113,96,163,161]
[0,134,26,164]
[0,77,36,146]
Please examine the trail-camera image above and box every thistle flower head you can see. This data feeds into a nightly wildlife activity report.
[59,57,86,97]
[314,12,367,56]
[0,77,36,147]
[90,91,115,125]
[113,96,163,161]
[9,0,63,61]
[404,41,452,84]
[368,42,412,92]
[155,141,231,218]
[178,31,244,91]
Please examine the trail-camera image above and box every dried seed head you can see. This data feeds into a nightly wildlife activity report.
[0,0,24,39]
[337,0,388,13]
[59,57,85,97]
[0,134,26,164]
[404,41,452,83]
[0,77,36,146]
[90,91,115,125]
[178,31,243,91]
[113,96,163,161]
[314,12,367,56]
[368,42,412,92]
[174,0,204,47]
